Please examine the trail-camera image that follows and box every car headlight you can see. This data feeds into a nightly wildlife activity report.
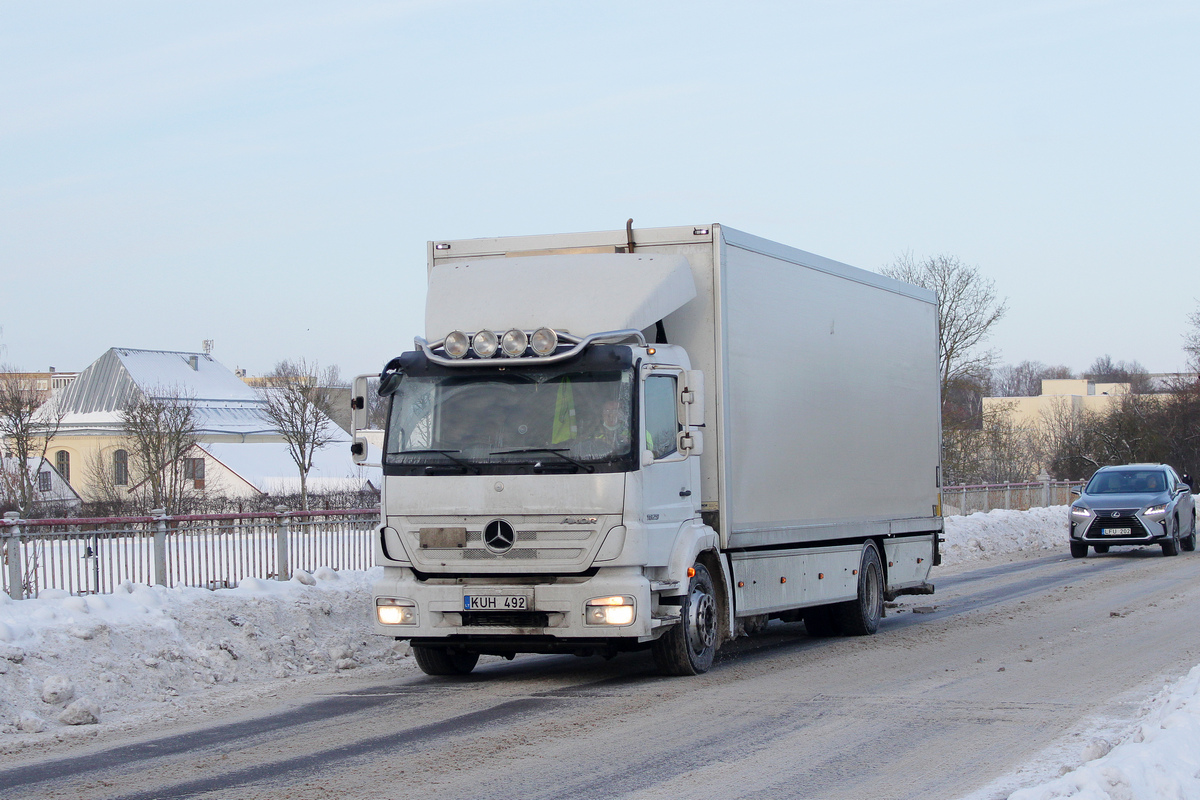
[585,595,635,626]
[1143,504,1168,517]
[1071,506,1091,518]
[376,598,418,625]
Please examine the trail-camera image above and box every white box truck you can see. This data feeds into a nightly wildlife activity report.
[351,223,942,676]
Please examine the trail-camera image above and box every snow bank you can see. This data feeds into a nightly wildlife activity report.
[0,567,407,743]
[1006,665,1200,800]
[941,505,1069,567]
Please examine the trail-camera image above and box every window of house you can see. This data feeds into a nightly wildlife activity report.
[38,471,52,493]
[183,457,205,489]
[55,450,70,483]
[113,449,128,486]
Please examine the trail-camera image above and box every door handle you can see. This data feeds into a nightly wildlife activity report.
[679,489,692,497]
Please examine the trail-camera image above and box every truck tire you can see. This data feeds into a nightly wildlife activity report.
[1070,541,1088,558]
[653,562,718,676]
[412,646,480,676]
[835,542,884,636]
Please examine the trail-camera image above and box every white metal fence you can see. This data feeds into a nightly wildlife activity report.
[1,508,379,600]
[941,479,1084,516]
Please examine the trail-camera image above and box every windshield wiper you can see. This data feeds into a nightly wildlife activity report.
[490,447,595,473]
[397,449,480,474]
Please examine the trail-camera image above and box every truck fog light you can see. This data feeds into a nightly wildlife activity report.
[501,328,528,357]
[376,598,417,625]
[444,331,470,359]
[472,329,499,358]
[530,327,558,356]
[585,595,635,626]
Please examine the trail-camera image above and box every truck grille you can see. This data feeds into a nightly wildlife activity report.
[1085,511,1148,538]
[460,611,550,627]
[407,520,600,569]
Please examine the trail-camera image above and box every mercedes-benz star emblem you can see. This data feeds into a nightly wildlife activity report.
[484,520,516,553]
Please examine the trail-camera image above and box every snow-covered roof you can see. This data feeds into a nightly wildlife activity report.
[52,348,274,435]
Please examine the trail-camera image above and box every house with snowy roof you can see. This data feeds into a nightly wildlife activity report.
[0,455,81,514]
[42,348,375,507]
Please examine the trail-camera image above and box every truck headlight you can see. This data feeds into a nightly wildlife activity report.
[472,329,499,358]
[530,327,558,356]
[376,598,418,625]
[585,595,635,626]
[501,328,528,357]
[444,331,470,359]
[1143,504,1167,517]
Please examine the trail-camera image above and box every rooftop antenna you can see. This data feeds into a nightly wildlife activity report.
[203,339,213,355]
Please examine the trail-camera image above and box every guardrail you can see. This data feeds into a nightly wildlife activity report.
[942,480,1084,516]
[1,508,379,600]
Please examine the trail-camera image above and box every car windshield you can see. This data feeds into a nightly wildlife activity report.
[385,364,635,473]
[1085,470,1167,495]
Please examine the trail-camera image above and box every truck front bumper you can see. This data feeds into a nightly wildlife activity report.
[372,567,663,651]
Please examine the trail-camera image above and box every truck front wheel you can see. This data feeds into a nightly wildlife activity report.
[412,646,480,676]
[653,562,718,676]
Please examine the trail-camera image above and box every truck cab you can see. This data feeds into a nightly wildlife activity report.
[364,331,713,675]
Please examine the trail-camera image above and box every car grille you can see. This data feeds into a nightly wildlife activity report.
[1085,510,1148,538]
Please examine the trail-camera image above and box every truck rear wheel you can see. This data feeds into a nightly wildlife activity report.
[835,542,884,636]
[412,646,479,676]
[653,562,718,676]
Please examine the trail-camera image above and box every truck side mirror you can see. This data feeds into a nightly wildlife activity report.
[681,370,705,426]
[351,374,371,464]
[677,429,703,456]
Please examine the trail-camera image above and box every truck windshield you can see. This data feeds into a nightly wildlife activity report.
[385,362,636,475]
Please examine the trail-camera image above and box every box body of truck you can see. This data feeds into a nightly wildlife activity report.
[355,223,942,676]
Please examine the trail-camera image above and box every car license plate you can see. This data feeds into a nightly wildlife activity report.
[1101,528,1126,536]
[464,594,528,611]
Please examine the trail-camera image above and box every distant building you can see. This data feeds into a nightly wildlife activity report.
[0,368,79,403]
[40,348,375,506]
[982,378,1133,428]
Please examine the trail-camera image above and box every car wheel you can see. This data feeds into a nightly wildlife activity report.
[1161,520,1180,557]
[1070,541,1088,558]
[1093,544,1110,554]
[1184,511,1197,552]
[653,562,718,676]
[412,646,479,676]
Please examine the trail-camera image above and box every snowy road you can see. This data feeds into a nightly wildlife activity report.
[4,546,1200,800]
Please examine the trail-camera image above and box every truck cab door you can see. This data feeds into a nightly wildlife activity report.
[640,368,701,563]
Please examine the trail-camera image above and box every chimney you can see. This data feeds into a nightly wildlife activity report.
[188,355,199,371]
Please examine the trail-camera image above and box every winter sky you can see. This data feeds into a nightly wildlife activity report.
[2,1,1197,378]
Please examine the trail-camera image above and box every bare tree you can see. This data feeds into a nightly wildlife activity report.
[1084,355,1154,394]
[942,401,1043,485]
[121,387,199,514]
[883,253,1008,416]
[257,360,344,511]
[0,367,66,515]
[991,361,1074,398]
[1185,308,1200,373]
